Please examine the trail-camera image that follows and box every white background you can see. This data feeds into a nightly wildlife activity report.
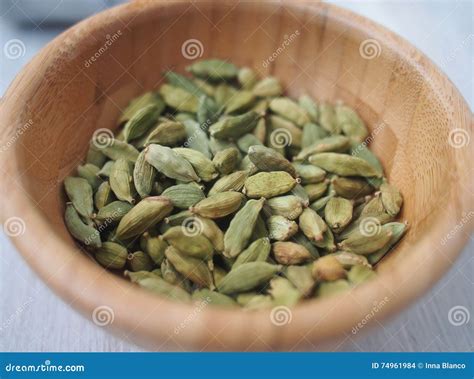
[0,0,472,351]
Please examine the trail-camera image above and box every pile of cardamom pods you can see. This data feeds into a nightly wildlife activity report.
[64,59,407,308]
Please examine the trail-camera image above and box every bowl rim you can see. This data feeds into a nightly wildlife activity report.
[0,0,472,351]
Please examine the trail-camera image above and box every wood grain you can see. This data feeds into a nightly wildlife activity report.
[0,0,472,351]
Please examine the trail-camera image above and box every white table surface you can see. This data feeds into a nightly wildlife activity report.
[0,0,472,352]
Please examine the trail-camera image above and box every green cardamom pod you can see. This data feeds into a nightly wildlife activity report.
[299,207,328,242]
[218,262,281,294]
[298,95,319,123]
[143,121,187,147]
[212,147,240,175]
[192,289,237,307]
[269,97,310,127]
[186,59,238,80]
[284,265,315,297]
[140,232,168,266]
[208,170,248,195]
[95,201,133,223]
[162,226,213,260]
[164,71,206,97]
[304,181,329,202]
[190,191,244,219]
[77,163,102,190]
[232,237,271,270]
[265,195,304,220]
[109,158,136,204]
[269,277,301,306]
[173,147,218,182]
[115,196,173,239]
[295,135,351,161]
[162,183,205,209]
[209,111,261,140]
[94,181,115,210]
[380,183,403,217]
[267,215,298,241]
[335,104,369,144]
[123,104,161,142]
[309,153,381,177]
[293,163,325,184]
[133,150,157,198]
[145,144,200,182]
[127,250,154,272]
[318,103,340,134]
[136,277,191,302]
[225,90,256,114]
[160,84,199,112]
[252,77,283,97]
[224,198,265,258]
[97,138,139,162]
[64,204,101,248]
[95,242,127,269]
[244,171,297,198]
[338,227,392,255]
[64,176,94,218]
[165,246,214,289]
[325,197,353,233]
[119,91,164,124]
[238,67,258,90]
[248,145,296,177]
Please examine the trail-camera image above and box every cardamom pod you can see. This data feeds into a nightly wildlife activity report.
[145,144,200,182]
[190,191,244,218]
[109,158,135,203]
[217,262,281,294]
[65,204,101,248]
[64,176,94,218]
[162,226,213,260]
[95,242,127,269]
[165,246,214,289]
[273,241,312,265]
[325,197,353,233]
[267,215,298,241]
[309,153,381,177]
[115,196,173,239]
[173,147,218,182]
[244,171,297,198]
[161,183,205,209]
[224,198,265,258]
[269,97,310,127]
[186,59,238,80]
[299,207,328,242]
[312,255,346,282]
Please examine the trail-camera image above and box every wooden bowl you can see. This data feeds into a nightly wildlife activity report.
[0,0,472,351]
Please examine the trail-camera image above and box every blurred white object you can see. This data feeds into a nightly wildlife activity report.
[3,0,126,24]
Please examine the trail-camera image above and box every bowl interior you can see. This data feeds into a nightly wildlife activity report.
[3,1,471,350]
